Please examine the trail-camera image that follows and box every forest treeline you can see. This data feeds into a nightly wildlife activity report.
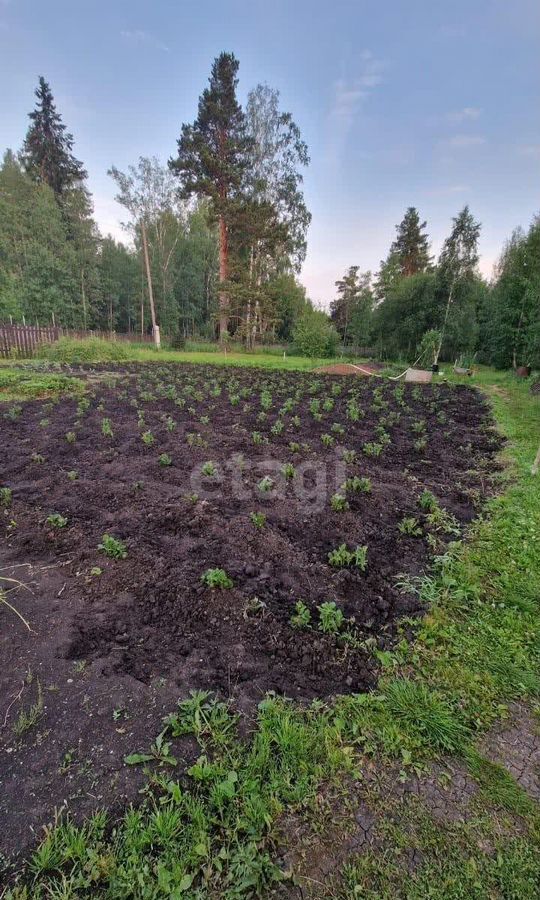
[0,53,538,366]
[331,206,540,368]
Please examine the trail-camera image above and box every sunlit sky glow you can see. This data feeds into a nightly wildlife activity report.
[1,0,539,305]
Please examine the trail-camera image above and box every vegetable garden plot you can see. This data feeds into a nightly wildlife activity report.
[0,364,501,859]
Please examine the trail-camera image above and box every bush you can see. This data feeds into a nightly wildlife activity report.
[169,331,186,351]
[417,329,441,367]
[292,309,339,358]
[38,337,130,364]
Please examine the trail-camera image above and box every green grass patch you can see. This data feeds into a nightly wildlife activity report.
[0,368,85,402]
[31,336,371,370]
[340,817,540,899]
[465,747,539,819]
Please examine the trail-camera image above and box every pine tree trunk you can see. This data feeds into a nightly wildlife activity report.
[218,215,229,341]
[141,219,160,349]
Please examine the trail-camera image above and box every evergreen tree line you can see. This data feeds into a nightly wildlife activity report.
[0,59,313,342]
[330,206,540,368]
[1,59,537,365]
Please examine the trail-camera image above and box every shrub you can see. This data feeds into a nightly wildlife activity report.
[398,516,423,537]
[260,390,273,410]
[0,487,12,506]
[46,513,68,529]
[330,493,349,512]
[416,329,442,368]
[419,489,438,512]
[250,512,267,529]
[328,544,352,567]
[290,601,312,629]
[318,601,344,634]
[187,432,206,448]
[292,309,339,358]
[328,544,368,570]
[169,331,186,350]
[352,545,368,571]
[342,476,372,494]
[362,442,383,457]
[101,418,113,438]
[38,337,129,364]
[158,453,172,467]
[98,534,128,559]
[201,568,233,589]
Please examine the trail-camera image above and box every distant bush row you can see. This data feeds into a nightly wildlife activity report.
[38,337,131,364]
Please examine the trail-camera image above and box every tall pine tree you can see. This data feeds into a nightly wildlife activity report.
[169,52,252,339]
[22,77,87,197]
[390,207,432,277]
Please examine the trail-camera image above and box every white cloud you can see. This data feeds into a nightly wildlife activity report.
[91,193,130,244]
[327,50,387,163]
[446,134,486,148]
[439,24,467,38]
[425,184,469,197]
[517,143,540,158]
[446,107,482,124]
[120,29,169,53]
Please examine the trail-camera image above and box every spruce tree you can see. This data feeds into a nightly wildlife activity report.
[169,52,252,339]
[390,207,432,277]
[22,77,87,197]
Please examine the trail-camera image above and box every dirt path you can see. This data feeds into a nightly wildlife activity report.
[272,702,540,897]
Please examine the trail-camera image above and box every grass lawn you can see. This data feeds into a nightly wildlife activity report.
[1,360,539,898]
[2,336,373,372]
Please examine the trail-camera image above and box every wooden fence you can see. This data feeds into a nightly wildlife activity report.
[0,324,154,358]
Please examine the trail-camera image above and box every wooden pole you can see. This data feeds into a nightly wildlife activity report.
[140,218,160,349]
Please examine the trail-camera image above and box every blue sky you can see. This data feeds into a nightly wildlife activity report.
[1,0,539,304]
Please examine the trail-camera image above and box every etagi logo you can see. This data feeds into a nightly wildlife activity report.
[189,451,348,514]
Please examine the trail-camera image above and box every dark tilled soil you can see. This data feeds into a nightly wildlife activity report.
[0,364,502,865]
